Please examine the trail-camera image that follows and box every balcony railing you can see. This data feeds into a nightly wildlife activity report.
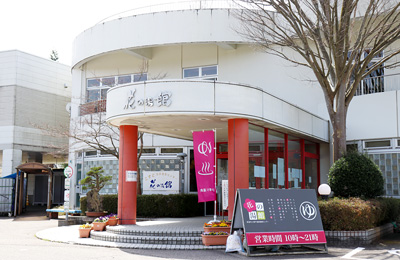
[355,73,400,96]
[80,100,107,116]
[96,0,253,24]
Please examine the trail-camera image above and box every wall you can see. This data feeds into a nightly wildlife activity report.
[347,91,399,141]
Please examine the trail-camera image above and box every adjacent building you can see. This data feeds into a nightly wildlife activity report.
[0,50,71,205]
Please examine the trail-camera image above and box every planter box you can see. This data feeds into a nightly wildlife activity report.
[203,226,230,233]
[201,234,229,246]
[79,228,91,238]
[325,223,393,246]
[107,218,118,226]
[93,222,107,231]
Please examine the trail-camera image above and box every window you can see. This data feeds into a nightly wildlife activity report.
[354,50,384,96]
[364,140,391,149]
[85,151,97,157]
[138,148,156,155]
[160,148,183,154]
[268,130,285,189]
[86,73,147,103]
[183,65,217,80]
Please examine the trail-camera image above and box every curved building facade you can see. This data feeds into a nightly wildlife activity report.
[70,2,400,221]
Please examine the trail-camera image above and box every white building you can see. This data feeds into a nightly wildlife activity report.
[0,50,71,205]
[69,1,400,220]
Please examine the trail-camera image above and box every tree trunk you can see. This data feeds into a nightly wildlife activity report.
[331,108,347,162]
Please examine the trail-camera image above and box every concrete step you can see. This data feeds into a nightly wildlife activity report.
[90,231,203,245]
[105,225,202,237]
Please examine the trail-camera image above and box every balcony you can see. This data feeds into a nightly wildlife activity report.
[80,100,107,116]
[355,73,400,96]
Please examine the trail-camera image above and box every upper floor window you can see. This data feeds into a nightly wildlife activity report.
[183,65,217,80]
[353,50,384,96]
[86,73,147,103]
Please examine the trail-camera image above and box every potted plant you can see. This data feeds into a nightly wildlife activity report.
[201,231,230,246]
[92,216,108,231]
[106,213,118,226]
[80,166,112,217]
[203,220,231,233]
[79,223,93,238]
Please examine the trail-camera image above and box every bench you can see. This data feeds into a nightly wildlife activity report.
[46,209,82,219]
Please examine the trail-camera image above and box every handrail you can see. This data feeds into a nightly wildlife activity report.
[96,0,247,25]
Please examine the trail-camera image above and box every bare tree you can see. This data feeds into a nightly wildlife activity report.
[235,0,400,160]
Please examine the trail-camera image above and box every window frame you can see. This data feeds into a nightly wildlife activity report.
[86,72,148,103]
[183,65,218,80]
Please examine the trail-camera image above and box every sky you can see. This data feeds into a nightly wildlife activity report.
[0,0,180,65]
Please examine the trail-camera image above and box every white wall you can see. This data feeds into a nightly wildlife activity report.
[347,91,399,141]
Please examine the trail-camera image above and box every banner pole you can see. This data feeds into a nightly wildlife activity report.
[213,128,217,222]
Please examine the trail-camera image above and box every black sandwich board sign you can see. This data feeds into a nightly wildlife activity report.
[231,189,327,256]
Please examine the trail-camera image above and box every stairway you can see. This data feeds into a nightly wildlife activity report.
[89,224,226,250]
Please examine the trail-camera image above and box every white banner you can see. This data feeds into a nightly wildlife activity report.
[143,171,179,195]
[222,180,229,210]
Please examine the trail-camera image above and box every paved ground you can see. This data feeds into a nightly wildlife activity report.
[2,208,400,260]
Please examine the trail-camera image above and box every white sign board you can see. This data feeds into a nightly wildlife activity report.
[64,190,70,202]
[64,178,70,190]
[222,180,229,210]
[126,171,137,182]
[64,166,73,178]
[143,171,179,195]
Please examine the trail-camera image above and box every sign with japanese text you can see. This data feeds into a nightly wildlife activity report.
[231,189,326,247]
[222,180,229,210]
[143,171,179,195]
[192,130,216,202]
[126,170,137,182]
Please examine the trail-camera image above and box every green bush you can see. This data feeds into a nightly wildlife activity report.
[375,197,400,224]
[80,193,203,217]
[318,197,381,231]
[328,151,384,198]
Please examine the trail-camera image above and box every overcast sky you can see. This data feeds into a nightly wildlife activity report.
[0,0,181,65]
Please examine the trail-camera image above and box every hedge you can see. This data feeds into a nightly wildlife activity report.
[80,193,203,218]
[318,197,400,231]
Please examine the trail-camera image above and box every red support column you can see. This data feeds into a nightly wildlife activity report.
[118,125,138,225]
[228,119,249,220]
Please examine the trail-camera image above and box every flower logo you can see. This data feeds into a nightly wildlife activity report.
[243,198,256,212]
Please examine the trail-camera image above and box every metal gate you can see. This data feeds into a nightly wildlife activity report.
[0,178,14,215]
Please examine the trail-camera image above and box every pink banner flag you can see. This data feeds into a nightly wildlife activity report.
[193,131,216,203]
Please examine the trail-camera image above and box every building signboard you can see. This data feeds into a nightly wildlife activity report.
[143,171,179,195]
[231,189,327,256]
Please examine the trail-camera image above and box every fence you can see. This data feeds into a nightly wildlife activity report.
[0,178,14,216]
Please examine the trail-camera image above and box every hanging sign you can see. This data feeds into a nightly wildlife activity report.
[231,189,326,249]
[192,130,216,202]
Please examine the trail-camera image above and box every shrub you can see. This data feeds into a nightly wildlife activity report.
[375,197,400,224]
[328,151,384,198]
[318,197,381,231]
[80,193,203,217]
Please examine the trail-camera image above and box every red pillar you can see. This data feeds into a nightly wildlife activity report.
[118,125,138,225]
[228,119,249,220]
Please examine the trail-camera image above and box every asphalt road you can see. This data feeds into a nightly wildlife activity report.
[1,213,400,260]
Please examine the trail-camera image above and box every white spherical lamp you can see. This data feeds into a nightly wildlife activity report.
[318,184,331,200]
